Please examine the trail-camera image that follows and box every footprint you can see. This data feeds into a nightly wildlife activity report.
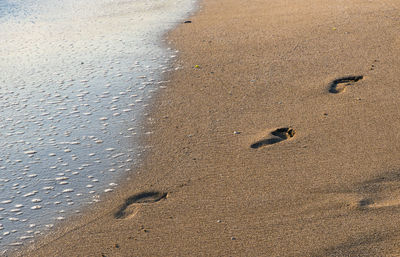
[355,172,400,209]
[329,171,400,210]
[329,75,363,93]
[317,171,400,211]
[358,198,375,208]
[250,127,296,149]
[114,191,168,219]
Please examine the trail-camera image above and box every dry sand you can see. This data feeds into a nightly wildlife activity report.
[16,0,400,256]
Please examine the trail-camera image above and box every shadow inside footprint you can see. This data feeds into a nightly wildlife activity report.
[251,127,295,149]
[329,75,363,93]
[115,191,167,219]
[358,198,374,207]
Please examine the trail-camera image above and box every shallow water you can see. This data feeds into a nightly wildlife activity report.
[0,0,196,252]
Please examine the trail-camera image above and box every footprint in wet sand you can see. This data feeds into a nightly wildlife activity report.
[114,191,168,219]
[329,75,363,93]
[341,171,400,210]
[356,172,400,209]
[318,171,400,211]
[250,127,296,149]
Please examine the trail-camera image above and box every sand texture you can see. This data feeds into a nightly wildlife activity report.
[16,0,400,256]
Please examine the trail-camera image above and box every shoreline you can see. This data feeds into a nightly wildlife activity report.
[9,1,201,255]
[1,0,198,253]
[17,0,400,255]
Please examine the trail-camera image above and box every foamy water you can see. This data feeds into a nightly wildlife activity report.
[0,0,196,252]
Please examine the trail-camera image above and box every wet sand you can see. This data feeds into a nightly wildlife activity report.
[17,0,400,256]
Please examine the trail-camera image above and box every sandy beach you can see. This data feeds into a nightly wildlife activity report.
[16,0,400,256]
